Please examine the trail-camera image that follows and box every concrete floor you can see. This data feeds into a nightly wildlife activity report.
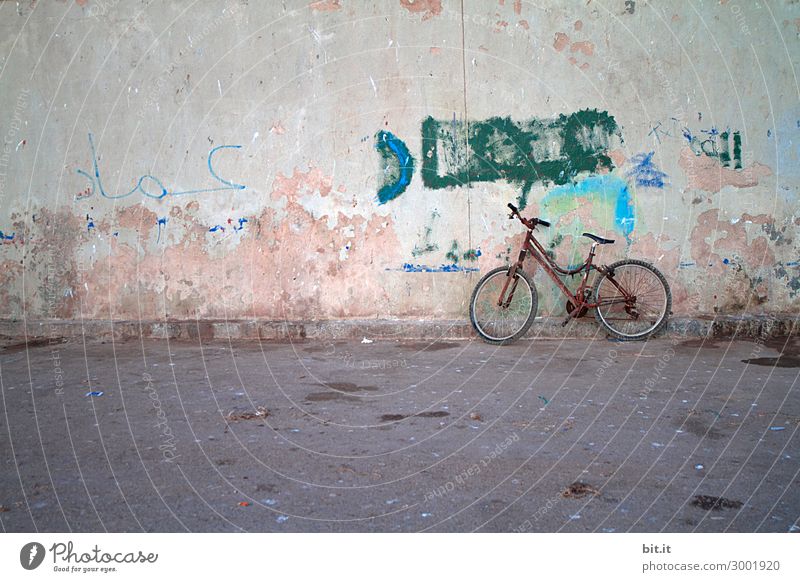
[1,335,798,532]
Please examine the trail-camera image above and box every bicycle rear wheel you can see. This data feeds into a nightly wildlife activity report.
[470,266,538,345]
[593,259,671,340]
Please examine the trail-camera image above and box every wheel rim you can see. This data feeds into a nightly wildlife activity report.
[595,264,668,338]
[472,271,534,341]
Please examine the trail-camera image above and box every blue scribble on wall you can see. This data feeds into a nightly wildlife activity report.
[156,217,167,243]
[626,152,667,188]
[388,263,480,273]
[0,230,15,242]
[86,215,96,232]
[209,218,248,234]
[77,133,246,200]
[542,175,635,242]
[375,130,415,205]
[647,121,672,143]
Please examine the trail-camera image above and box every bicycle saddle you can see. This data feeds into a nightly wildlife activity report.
[582,232,615,245]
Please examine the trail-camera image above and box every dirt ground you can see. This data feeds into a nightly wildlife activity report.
[1,335,798,532]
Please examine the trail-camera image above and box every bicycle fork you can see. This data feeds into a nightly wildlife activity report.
[496,249,527,308]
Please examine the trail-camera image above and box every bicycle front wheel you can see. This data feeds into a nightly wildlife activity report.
[470,266,538,345]
[593,259,671,340]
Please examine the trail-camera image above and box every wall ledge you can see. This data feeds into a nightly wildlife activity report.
[0,316,797,344]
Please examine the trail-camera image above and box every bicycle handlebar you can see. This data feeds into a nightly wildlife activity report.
[507,203,550,228]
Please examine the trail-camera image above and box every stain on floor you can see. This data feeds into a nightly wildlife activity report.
[680,338,720,349]
[742,356,800,368]
[225,406,270,421]
[562,482,601,498]
[396,342,459,352]
[691,495,743,511]
[320,382,378,392]
[305,382,379,402]
[379,410,450,422]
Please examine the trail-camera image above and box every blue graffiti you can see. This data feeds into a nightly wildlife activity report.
[86,215,96,232]
[0,230,15,242]
[77,133,246,201]
[389,263,480,273]
[543,175,635,243]
[157,217,167,243]
[626,152,667,188]
[209,218,247,234]
[647,121,672,143]
[375,130,414,205]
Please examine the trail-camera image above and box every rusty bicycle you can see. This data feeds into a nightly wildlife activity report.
[469,203,672,344]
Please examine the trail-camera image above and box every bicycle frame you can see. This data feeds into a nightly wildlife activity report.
[499,227,633,317]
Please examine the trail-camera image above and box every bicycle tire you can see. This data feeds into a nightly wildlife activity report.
[470,266,538,345]
[593,259,672,341]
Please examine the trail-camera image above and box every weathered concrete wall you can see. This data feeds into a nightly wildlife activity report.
[0,0,798,329]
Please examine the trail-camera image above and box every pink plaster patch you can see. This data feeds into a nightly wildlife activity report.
[271,166,333,203]
[309,0,341,12]
[679,148,772,193]
[691,209,774,271]
[114,205,159,230]
[570,41,594,56]
[80,167,403,321]
[608,149,627,168]
[553,32,570,52]
[399,0,442,21]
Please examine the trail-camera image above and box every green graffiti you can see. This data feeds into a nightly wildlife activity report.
[411,211,441,257]
[411,232,438,257]
[440,240,482,263]
[462,248,481,261]
[732,131,742,170]
[420,109,621,209]
[684,128,742,169]
[549,233,564,249]
[445,240,460,263]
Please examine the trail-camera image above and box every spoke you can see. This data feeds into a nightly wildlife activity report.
[596,263,668,338]
[472,271,534,341]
